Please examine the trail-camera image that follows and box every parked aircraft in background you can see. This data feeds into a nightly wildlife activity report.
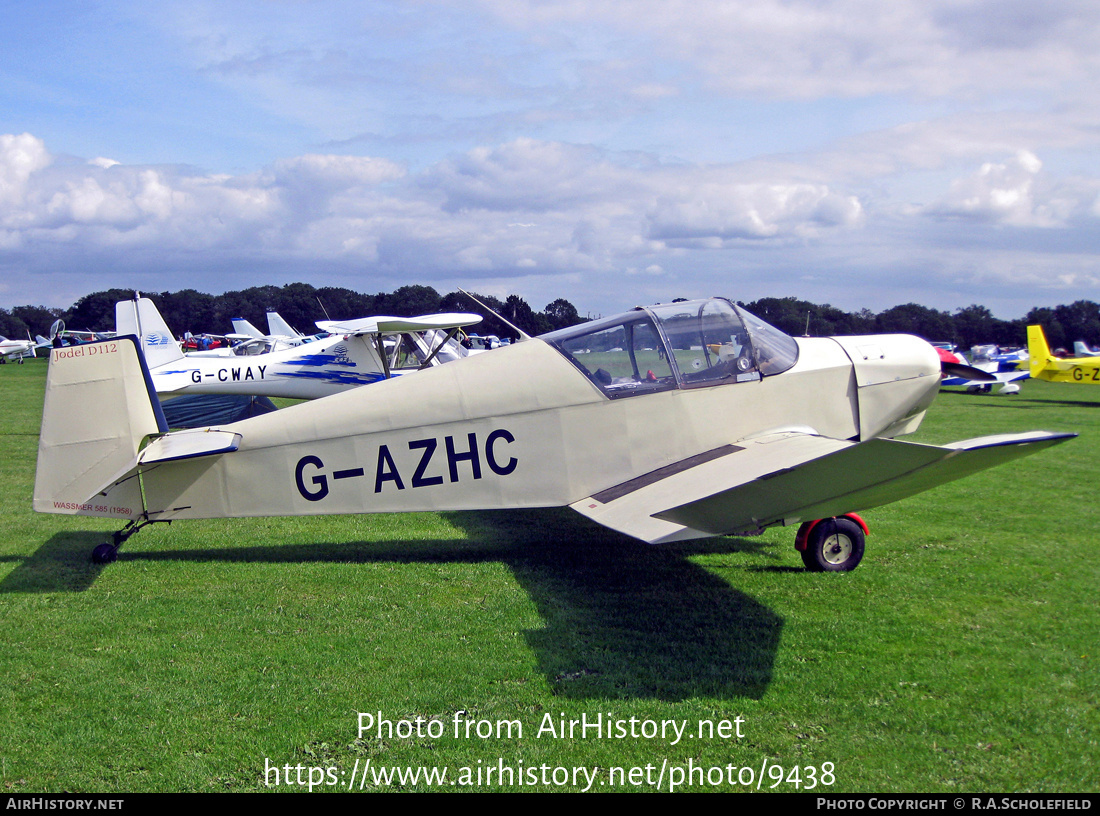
[1029,325,1100,384]
[267,312,304,340]
[971,344,1028,371]
[0,335,37,362]
[116,296,481,400]
[37,297,1072,568]
[939,345,1029,394]
[182,333,255,356]
[464,334,503,353]
[229,312,320,349]
[188,312,327,359]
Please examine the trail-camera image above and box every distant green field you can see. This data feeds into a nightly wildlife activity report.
[1,358,1096,792]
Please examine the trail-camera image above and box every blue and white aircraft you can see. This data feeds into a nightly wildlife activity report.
[940,345,1029,394]
[117,296,481,400]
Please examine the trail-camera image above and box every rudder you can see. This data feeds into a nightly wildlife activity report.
[115,296,186,370]
[34,336,167,516]
[1027,325,1052,378]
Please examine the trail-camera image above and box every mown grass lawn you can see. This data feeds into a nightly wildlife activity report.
[1,359,1096,792]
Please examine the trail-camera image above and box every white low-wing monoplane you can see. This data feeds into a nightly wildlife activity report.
[36,297,1073,568]
[117,296,481,400]
[1,335,39,362]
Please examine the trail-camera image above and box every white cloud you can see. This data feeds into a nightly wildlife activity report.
[270,154,405,188]
[0,133,867,287]
[0,133,51,209]
[924,150,1086,227]
[3,129,1100,318]
[648,181,863,241]
[471,0,1100,99]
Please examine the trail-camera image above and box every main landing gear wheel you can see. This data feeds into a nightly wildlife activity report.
[799,518,865,572]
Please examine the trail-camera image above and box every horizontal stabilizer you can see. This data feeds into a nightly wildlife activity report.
[573,430,1074,543]
[139,429,242,464]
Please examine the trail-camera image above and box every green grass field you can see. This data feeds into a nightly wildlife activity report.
[1,358,1096,792]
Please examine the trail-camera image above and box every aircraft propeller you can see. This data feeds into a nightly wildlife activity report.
[934,346,996,382]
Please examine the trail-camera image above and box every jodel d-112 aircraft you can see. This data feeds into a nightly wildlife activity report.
[116,296,482,400]
[36,297,1073,568]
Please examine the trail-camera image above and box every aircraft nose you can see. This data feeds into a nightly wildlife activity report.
[831,334,941,440]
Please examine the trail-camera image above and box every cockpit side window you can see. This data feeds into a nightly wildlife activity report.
[543,313,677,398]
[233,339,273,356]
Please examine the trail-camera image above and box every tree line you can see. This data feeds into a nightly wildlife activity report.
[1,284,1098,353]
[0,284,585,346]
[738,297,1100,353]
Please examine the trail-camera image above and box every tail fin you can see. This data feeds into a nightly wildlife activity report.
[266,311,302,338]
[1027,325,1052,378]
[34,336,166,517]
[115,296,185,370]
[231,317,264,339]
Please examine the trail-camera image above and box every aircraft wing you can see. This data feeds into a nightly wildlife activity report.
[571,430,1074,544]
[317,312,482,336]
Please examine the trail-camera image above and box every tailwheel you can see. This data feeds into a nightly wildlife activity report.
[91,542,118,564]
[89,517,169,564]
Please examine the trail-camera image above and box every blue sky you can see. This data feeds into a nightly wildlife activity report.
[2,0,1099,319]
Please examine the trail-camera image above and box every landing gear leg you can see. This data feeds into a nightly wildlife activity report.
[91,517,169,564]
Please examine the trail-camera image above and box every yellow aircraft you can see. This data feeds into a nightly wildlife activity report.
[1028,325,1100,384]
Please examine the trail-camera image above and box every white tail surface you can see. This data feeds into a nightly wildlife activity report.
[231,317,265,339]
[266,311,301,338]
[34,336,165,517]
[115,297,185,370]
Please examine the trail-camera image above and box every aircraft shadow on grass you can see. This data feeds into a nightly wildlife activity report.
[0,531,111,593]
[2,508,782,702]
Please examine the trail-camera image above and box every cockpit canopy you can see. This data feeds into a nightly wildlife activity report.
[541,298,799,399]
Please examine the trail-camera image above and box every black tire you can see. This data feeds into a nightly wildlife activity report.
[91,543,118,564]
[800,518,865,572]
